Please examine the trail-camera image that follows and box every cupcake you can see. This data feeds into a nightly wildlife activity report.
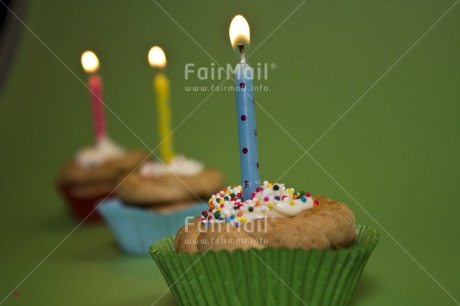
[97,154,224,255]
[96,45,225,254]
[57,137,148,221]
[149,15,378,304]
[150,182,378,306]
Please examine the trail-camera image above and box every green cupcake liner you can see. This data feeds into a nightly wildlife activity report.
[150,224,378,306]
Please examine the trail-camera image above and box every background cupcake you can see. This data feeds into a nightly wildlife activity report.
[57,137,148,221]
[97,46,225,254]
[97,155,224,255]
[57,51,148,221]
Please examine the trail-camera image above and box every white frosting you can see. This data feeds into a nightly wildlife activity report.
[76,137,125,168]
[202,181,316,227]
[139,155,203,177]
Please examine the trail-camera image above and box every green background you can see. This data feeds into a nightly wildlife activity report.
[1,0,459,305]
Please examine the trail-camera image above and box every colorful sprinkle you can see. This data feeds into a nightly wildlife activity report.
[203,183,317,226]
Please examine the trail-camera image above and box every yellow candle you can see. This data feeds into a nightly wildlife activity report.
[149,46,175,163]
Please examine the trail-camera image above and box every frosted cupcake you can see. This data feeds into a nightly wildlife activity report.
[57,137,148,221]
[150,182,378,306]
[150,14,378,304]
[97,45,225,254]
[175,181,357,252]
[58,50,149,221]
[150,15,378,303]
[97,154,224,255]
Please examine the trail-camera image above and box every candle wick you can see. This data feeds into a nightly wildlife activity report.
[238,44,246,63]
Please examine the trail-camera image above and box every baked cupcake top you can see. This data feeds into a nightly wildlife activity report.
[115,155,224,206]
[76,137,125,168]
[202,181,319,227]
[175,182,357,253]
[139,155,203,177]
[58,137,149,189]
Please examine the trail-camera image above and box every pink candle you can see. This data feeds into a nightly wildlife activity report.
[81,51,106,143]
[88,74,106,142]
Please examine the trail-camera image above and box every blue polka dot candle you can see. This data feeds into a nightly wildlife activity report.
[229,15,260,200]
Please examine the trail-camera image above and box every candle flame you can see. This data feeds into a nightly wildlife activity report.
[229,15,250,48]
[148,46,167,69]
[81,51,100,74]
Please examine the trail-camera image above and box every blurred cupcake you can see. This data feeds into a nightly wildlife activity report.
[57,137,148,221]
[150,182,379,306]
[57,50,149,221]
[97,155,224,255]
[98,46,225,254]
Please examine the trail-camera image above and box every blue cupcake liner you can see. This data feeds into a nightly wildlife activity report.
[97,198,206,256]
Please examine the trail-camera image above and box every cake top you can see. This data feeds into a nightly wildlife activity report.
[76,137,125,168]
[139,155,204,177]
[202,181,319,227]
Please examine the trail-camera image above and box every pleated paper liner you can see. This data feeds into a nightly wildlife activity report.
[150,224,378,306]
[97,198,206,256]
[57,183,106,221]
